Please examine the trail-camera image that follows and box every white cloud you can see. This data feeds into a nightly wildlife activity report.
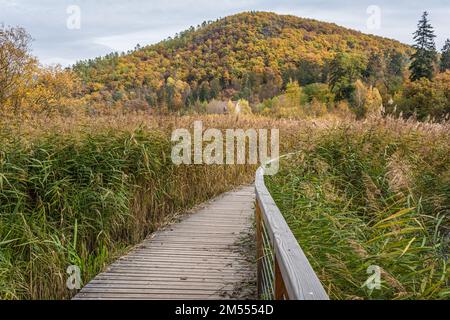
[92,26,191,52]
[1,0,448,66]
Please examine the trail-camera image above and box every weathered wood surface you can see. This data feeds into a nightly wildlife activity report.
[74,186,256,300]
[255,166,329,300]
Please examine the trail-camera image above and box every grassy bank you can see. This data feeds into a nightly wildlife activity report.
[266,117,449,300]
[1,114,304,300]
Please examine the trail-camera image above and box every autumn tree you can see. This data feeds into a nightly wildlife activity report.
[352,80,382,118]
[24,66,81,113]
[0,25,35,112]
[440,39,450,72]
[1,25,81,115]
[409,12,437,81]
[236,99,252,115]
[71,12,410,110]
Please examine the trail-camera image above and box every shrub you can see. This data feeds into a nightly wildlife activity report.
[395,71,450,121]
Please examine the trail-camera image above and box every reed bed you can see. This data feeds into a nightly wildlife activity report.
[266,116,450,300]
[0,113,307,299]
[1,112,448,300]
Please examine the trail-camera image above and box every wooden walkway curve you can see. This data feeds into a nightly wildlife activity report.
[74,186,256,300]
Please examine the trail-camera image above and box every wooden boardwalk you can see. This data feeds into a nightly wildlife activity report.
[74,186,256,300]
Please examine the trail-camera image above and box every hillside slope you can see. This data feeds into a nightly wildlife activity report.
[74,11,411,110]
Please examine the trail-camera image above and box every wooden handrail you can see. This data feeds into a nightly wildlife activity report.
[255,161,329,300]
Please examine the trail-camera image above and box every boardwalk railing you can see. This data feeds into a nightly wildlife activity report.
[255,160,329,300]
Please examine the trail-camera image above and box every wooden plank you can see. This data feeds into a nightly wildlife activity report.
[107,267,250,274]
[74,293,230,300]
[84,284,232,290]
[126,252,246,258]
[174,218,250,224]
[122,254,248,261]
[121,256,249,263]
[140,244,242,250]
[111,262,249,269]
[96,271,253,278]
[75,186,256,300]
[89,278,238,285]
[106,266,247,273]
[134,245,242,251]
[78,289,237,296]
[94,273,253,280]
[152,232,242,237]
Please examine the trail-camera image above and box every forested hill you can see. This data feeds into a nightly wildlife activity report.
[73,11,411,110]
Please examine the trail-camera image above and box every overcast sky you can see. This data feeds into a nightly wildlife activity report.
[1,0,449,66]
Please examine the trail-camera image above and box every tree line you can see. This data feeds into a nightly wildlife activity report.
[0,11,448,120]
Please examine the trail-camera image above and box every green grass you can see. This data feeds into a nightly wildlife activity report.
[266,121,449,300]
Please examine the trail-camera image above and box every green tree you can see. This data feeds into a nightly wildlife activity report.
[396,71,450,120]
[209,78,221,99]
[302,83,334,105]
[409,12,437,81]
[440,39,450,72]
[329,52,365,100]
[364,52,386,87]
[387,50,405,78]
[385,50,407,94]
[198,81,210,102]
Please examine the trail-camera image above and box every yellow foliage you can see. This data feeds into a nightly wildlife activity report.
[227,99,252,115]
[353,80,383,118]
[23,66,82,114]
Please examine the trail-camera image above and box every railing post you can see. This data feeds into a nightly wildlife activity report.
[274,256,287,300]
[255,199,263,299]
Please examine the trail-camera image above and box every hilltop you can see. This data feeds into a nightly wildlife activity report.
[73,11,411,110]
